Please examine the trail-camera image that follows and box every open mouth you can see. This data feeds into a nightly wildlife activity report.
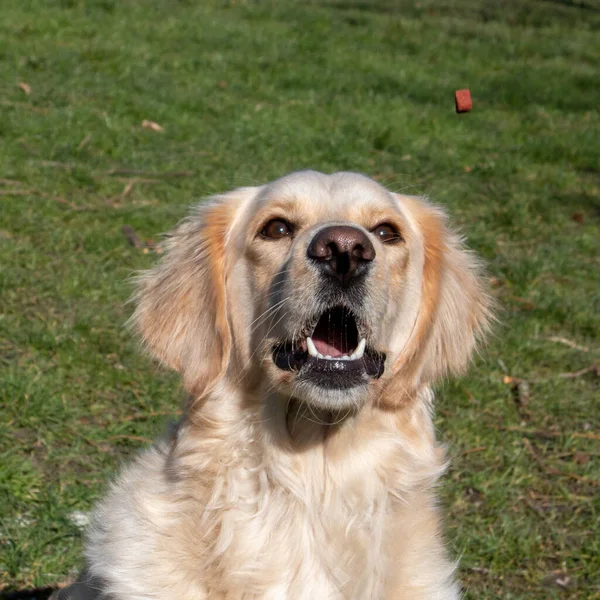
[272,306,385,389]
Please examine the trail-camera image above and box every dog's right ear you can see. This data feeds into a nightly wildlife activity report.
[131,187,257,396]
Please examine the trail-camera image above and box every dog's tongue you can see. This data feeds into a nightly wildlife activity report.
[312,337,345,358]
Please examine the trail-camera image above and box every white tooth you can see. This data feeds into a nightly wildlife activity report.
[352,339,366,360]
[306,337,318,357]
[341,356,349,361]
[317,352,324,359]
[325,355,332,359]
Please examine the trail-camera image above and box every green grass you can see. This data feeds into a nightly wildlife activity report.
[1,0,599,597]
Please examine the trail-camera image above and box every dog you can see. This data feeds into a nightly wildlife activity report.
[54,170,492,599]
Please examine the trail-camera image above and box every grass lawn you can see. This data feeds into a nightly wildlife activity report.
[1,0,599,597]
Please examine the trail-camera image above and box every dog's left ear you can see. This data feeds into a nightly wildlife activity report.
[393,195,494,387]
[132,187,257,395]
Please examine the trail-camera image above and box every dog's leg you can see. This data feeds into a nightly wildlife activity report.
[49,571,106,600]
[384,492,461,600]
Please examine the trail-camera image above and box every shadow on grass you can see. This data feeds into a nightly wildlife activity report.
[0,589,55,600]
[543,0,600,12]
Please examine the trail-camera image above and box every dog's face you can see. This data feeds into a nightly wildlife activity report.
[236,172,419,410]
[134,171,491,412]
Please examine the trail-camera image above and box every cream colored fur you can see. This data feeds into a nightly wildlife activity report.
[82,171,492,599]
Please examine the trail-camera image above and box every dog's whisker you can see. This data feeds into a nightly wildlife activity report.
[240,309,292,372]
[245,298,290,334]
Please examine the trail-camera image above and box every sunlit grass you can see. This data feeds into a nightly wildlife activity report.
[1,0,599,597]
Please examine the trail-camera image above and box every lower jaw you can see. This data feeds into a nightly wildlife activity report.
[271,347,386,404]
[296,360,371,390]
[288,377,372,412]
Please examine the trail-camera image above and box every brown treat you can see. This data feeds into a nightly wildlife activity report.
[455,89,472,113]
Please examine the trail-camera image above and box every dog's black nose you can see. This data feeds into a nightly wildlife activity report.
[307,225,375,284]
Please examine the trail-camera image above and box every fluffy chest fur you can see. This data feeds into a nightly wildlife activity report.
[85,388,454,600]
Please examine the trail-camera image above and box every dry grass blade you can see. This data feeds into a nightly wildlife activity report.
[0,189,35,196]
[558,363,598,379]
[36,160,75,169]
[141,119,164,132]
[492,424,600,441]
[546,336,590,353]
[77,133,92,151]
[0,188,90,210]
[18,81,32,95]
[106,168,194,178]
[463,446,487,455]
[522,437,600,487]
[0,99,48,113]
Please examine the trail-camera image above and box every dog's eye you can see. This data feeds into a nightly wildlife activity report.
[261,219,293,239]
[371,223,402,244]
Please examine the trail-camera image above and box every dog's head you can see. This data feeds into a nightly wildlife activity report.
[134,171,492,411]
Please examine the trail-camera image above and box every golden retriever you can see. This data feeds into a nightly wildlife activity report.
[55,171,492,600]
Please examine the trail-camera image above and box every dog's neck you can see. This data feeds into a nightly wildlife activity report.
[283,397,355,442]
[182,381,437,468]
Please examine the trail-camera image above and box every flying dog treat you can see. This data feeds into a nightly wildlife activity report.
[455,89,472,113]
